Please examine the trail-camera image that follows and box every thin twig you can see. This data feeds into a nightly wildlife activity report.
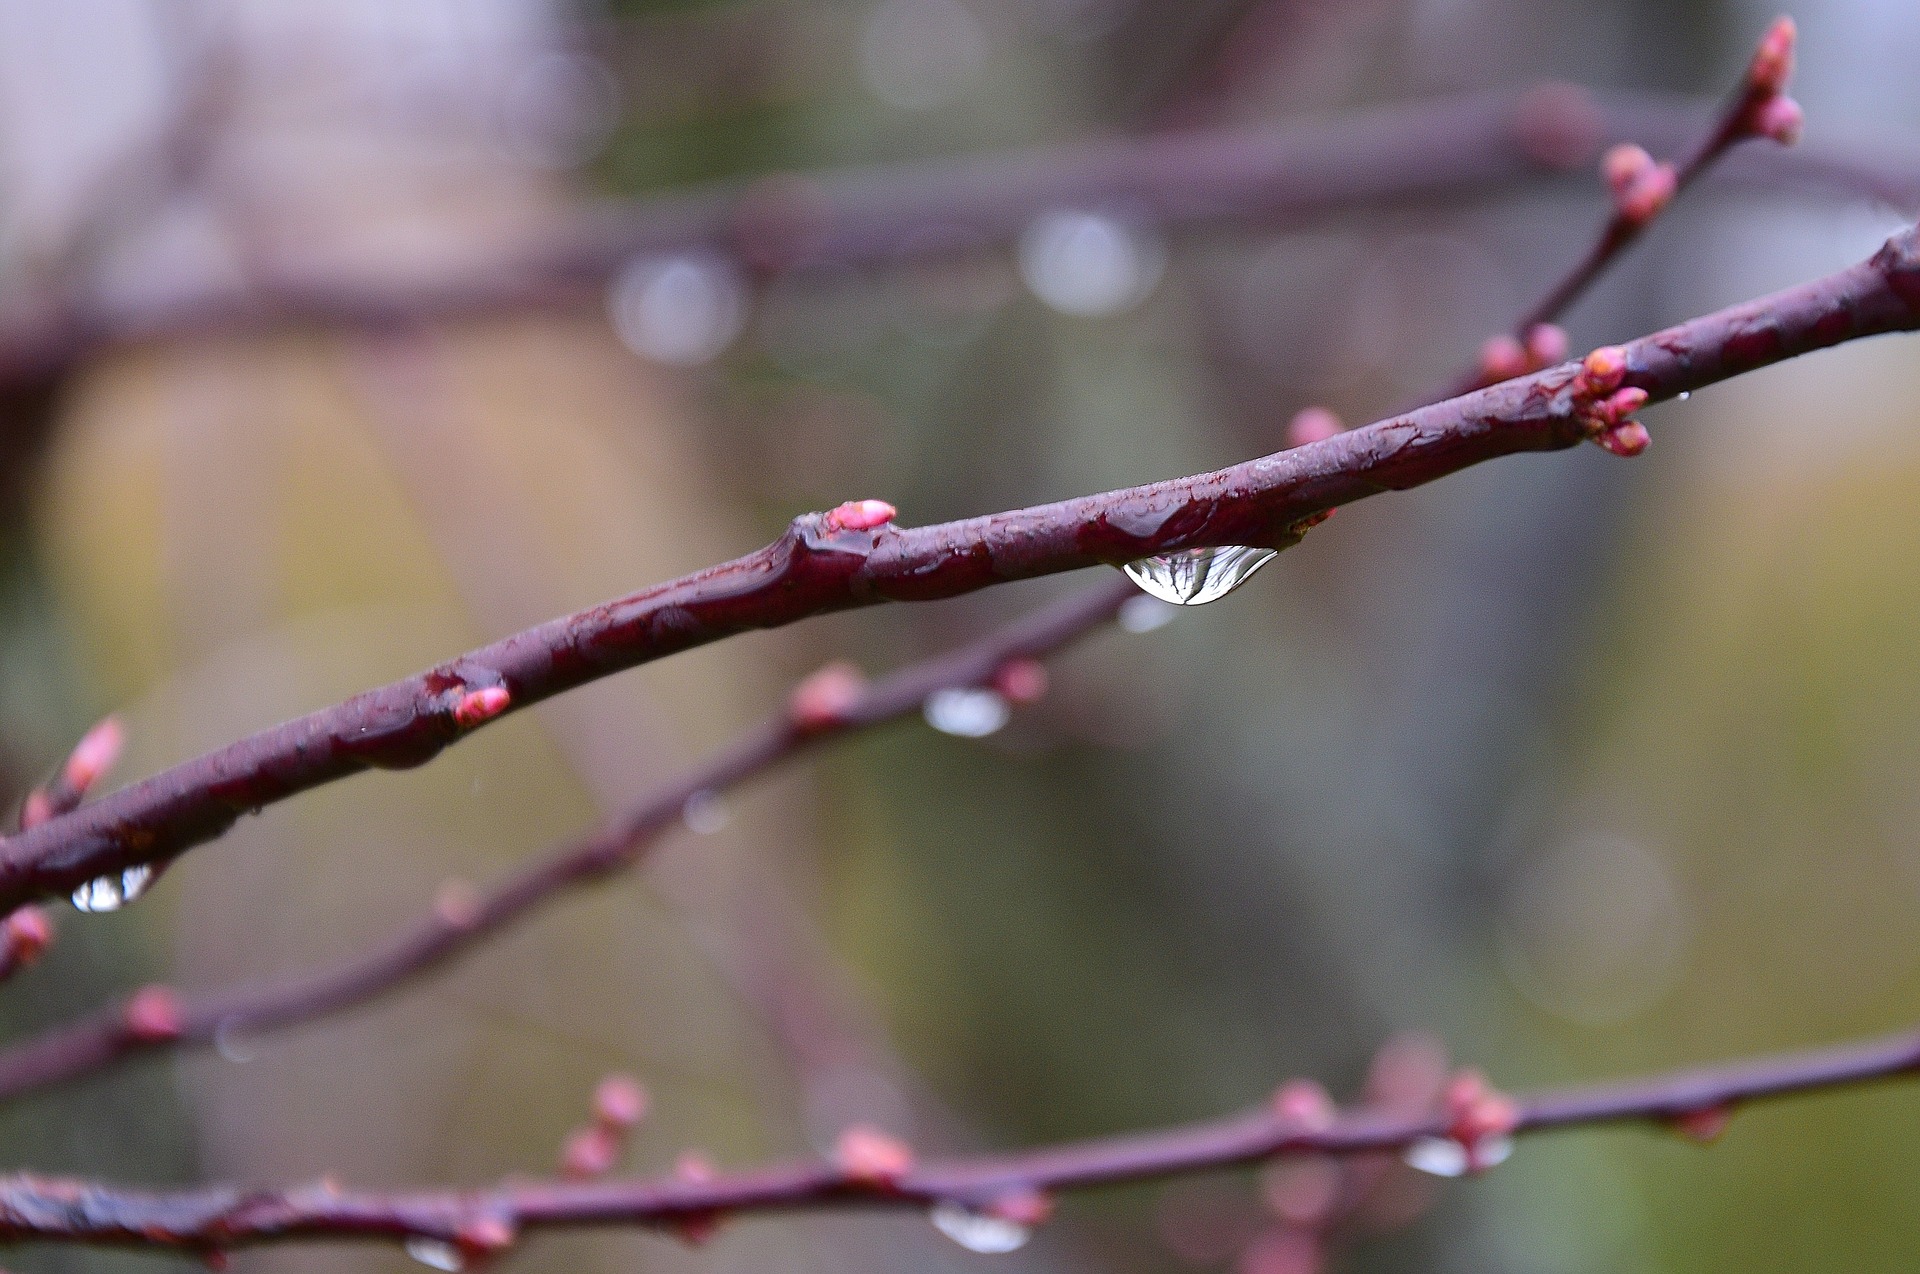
[0,584,1133,1101]
[1,1022,1915,1258]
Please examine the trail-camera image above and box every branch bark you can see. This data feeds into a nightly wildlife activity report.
[6,225,1919,914]
[3,1022,1916,1258]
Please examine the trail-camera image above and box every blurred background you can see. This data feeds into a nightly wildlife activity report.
[1,0,1919,1271]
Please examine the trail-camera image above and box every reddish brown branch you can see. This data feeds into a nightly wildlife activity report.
[1511,18,1803,341]
[0,582,1133,1101]
[3,1022,1918,1258]
[1,84,1911,394]
[5,224,1919,914]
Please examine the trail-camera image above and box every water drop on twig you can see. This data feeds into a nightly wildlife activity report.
[404,1237,465,1271]
[1122,546,1277,606]
[924,687,1011,738]
[71,864,155,913]
[930,1201,1032,1253]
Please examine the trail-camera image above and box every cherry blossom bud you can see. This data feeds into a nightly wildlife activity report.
[1617,162,1677,224]
[1577,345,1628,397]
[63,716,125,795]
[1524,323,1569,368]
[1669,1104,1736,1144]
[1285,406,1344,447]
[1443,1066,1520,1143]
[594,1074,649,1129]
[1596,421,1652,457]
[1747,16,1796,96]
[834,1124,916,1185]
[1,907,54,969]
[1271,1079,1337,1132]
[992,659,1049,705]
[561,1125,620,1179]
[19,791,52,831]
[1263,1158,1339,1227]
[789,661,866,732]
[1753,94,1804,146]
[124,984,185,1042]
[1601,143,1655,197]
[1476,334,1528,384]
[1600,386,1650,423]
[824,499,898,533]
[452,685,511,728]
[988,1188,1056,1227]
[672,1151,723,1246]
[456,1215,517,1257]
[434,878,482,930]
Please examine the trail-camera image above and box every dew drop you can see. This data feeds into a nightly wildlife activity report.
[608,252,748,365]
[71,864,155,913]
[1401,1136,1468,1177]
[1018,210,1165,317]
[930,1202,1031,1254]
[1121,546,1277,607]
[924,687,1011,738]
[1677,391,1691,401]
[1117,594,1177,634]
[1402,1133,1512,1177]
[404,1237,465,1271]
[213,1018,255,1064]
[682,790,730,835]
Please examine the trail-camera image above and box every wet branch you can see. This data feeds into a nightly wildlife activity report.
[0,582,1134,1101]
[3,1021,1918,1259]
[5,223,1920,914]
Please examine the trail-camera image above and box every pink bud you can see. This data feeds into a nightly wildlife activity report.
[124,984,184,1043]
[434,879,482,930]
[1263,1159,1339,1227]
[63,716,125,795]
[789,661,866,732]
[1271,1079,1336,1132]
[1476,335,1528,385]
[672,1152,722,1246]
[452,685,511,728]
[2,907,53,967]
[1600,142,1654,197]
[1747,16,1796,96]
[1617,163,1676,224]
[824,499,898,533]
[1285,406,1344,447]
[1601,386,1650,423]
[593,1074,649,1129]
[1752,94,1804,146]
[1596,421,1652,457]
[456,1215,516,1255]
[834,1125,916,1185]
[18,791,53,831]
[1669,1103,1735,1145]
[1524,323,1569,368]
[560,1125,620,1179]
[1577,346,1629,396]
[988,1188,1055,1228]
[991,659,1049,705]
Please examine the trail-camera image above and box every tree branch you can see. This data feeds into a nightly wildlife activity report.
[2,1021,1916,1259]
[0,581,1133,1101]
[5,224,1919,914]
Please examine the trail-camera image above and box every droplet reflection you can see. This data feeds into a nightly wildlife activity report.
[71,864,155,913]
[404,1237,465,1271]
[930,1201,1031,1253]
[608,252,748,365]
[1122,546,1277,606]
[924,687,1011,738]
